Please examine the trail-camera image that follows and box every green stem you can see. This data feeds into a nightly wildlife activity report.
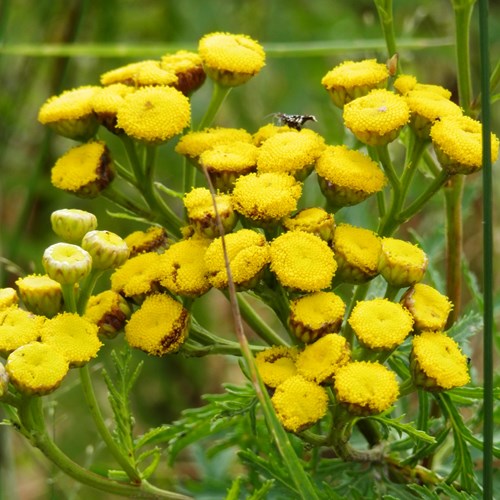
[77,268,104,315]
[197,82,232,131]
[60,283,77,313]
[374,0,398,65]
[343,282,371,346]
[101,185,155,221]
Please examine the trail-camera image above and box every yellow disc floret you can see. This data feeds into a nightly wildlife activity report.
[124,226,168,257]
[0,288,18,310]
[100,60,178,87]
[0,306,43,356]
[16,274,63,318]
[255,346,299,388]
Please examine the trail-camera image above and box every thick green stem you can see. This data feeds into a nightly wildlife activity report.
[374,0,398,65]
[77,268,104,315]
[197,82,232,131]
[60,283,77,313]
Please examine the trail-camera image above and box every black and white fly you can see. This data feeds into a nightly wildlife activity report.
[274,113,317,131]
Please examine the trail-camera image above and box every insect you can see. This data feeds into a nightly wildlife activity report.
[274,113,317,131]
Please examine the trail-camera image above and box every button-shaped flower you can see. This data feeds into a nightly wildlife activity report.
[82,230,129,271]
[84,290,131,338]
[0,306,43,357]
[283,207,335,243]
[0,288,18,310]
[42,243,92,285]
[100,60,178,87]
[160,50,206,95]
[255,346,299,389]
[16,274,63,318]
[124,226,168,257]
[51,209,98,244]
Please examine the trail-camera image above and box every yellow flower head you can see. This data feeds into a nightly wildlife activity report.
[51,141,114,198]
[283,207,335,243]
[110,251,164,300]
[271,375,328,432]
[38,86,100,141]
[91,83,135,134]
[296,334,351,384]
[315,145,387,209]
[84,290,132,338]
[50,208,98,244]
[343,89,410,146]
[401,283,452,332]
[6,342,69,396]
[348,298,414,350]
[333,224,381,284]
[39,313,102,367]
[394,75,451,99]
[124,226,168,257]
[42,243,92,285]
[116,86,190,144]
[232,172,302,226]
[257,129,325,179]
[0,306,43,356]
[405,90,462,138]
[15,274,63,318]
[411,331,470,391]
[125,293,189,356]
[0,288,18,310]
[252,123,294,146]
[430,115,499,175]
[159,238,211,297]
[321,59,389,108]
[183,187,237,238]
[255,346,299,388]
[198,32,265,87]
[204,229,270,289]
[289,291,346,343]
[160,50,206,95]
[270,231,337,292]
[334,361,399,415]
[100,60,178,87]
[378,237,428,287]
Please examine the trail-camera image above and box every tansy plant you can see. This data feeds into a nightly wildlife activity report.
[1,8,499,500]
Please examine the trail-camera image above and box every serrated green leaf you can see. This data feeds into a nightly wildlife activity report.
[368,414,436,445]
[139,448,162,480]
[225,476,242,500]
[135,424,174,449]
[247,479,274,500]
[406,483,440,499]
[446,312,483,345]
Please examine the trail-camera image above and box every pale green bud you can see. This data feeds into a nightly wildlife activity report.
[42,243,92,285]
[81,230,130,270]
[51,209,98,244]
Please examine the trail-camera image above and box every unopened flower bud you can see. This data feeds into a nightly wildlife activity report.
[0,288,18,310]
[42,243,92,285]
[81,230,129,270]
[51,209,98,244]
[16,274,63,318]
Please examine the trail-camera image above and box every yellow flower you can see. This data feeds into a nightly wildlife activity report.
[289,291,346,343]
[0,288,18,310]
[116,86,190,144]
[50,208,98,244]
[81,230,130,270]
[38,86,100,141]
[231,172,302,226]
[125,293,189,356]
[42,243,92,285]
[6,342,69,396]
[315,145,387,209]
[51,141,114,198]
[183,187,237,238]
[204,229,270,289]
[334,361,399,415]
[271,375,328,432]
[321,59,389,108]
[0,362,8,398]
[283,207,335,243]
[0,306,43,356]
[394,75,451,99]
[270,231,337,292]
[378,237,428,287]
[91,83,135,134]
[332,224,381,284]
[124,226,168,257]
[198,32,265,87]
[257,129,325,179]
[15,274,63,318]
[296,334,351,384]
[255,346,299,388]
[159,238,211,297]
[39,313,102,367]
[401,283,452,332]
[84,290,131,338]
[348,298,414,350]
[343,89,410,146]
[252,123,293,146]
[430,115,499,175]
[160,50,206,95]
[411,331,470,391]
[100,60,178,87]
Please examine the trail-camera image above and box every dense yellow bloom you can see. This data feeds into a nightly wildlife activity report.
[204,229,270,289]
[289,291,346,343]
[91,83,135,134]
[401,283,452,332]
[39,313,102,367]
[159,238,211,297]
[315,145,387,208]
[0,306,43,356]
[411,331,470,390]
[0,288,18,310]
[333,224,381,284]
[198,32,265,87]
[334,361,399,415]
[51,141,114,197]
[270,231,337,292]
[348,298,414,350]
[160,50,206,95]
[394,75,451,99]
[296,334,351,384]
[16,274,63,318]
[430,115,499,175]
[232,172,302,225]
[38,86,100,141]
[283,207,335,243]
[271,375,328,432]
[256,129,325,178]
[125,293,189,356]
[42,243,92,285]
[255,346,299,388]
[343,89,410,146]
[84,290,131,338]
[50,208,98,244]
[321,59,389,108]
[124,226,168,257]
[378,237,428,287]
[100,60,178,87]
[6,342,69,396]
[252,123,293,146]
[116,86,190,144]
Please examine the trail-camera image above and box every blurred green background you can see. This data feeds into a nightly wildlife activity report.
[0,1,499,498]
